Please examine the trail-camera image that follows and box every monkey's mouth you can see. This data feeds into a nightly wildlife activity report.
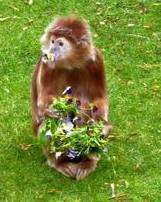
[42,49,59,63]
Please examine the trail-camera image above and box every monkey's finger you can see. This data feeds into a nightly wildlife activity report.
[76,168,88,180]
[102,124,113,138]
[63,165,76,178]
[44,109,60,118]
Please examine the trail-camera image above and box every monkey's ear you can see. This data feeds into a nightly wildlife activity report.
[40,24,56,47]
[77,35,91,48]
[40,31,49,47]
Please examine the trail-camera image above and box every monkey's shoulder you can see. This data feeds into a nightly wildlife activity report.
[86,48,104,70]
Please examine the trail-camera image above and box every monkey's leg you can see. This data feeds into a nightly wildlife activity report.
[37,94,54,117]
[91,98,113,137]
[46,154,78,179]
[41,129,77,179]
[91,98,108,121]
[34,94,55,135]
[53,161,77,178]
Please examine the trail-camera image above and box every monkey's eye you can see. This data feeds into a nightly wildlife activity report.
[58,41,64,46]
[51,40,55,44]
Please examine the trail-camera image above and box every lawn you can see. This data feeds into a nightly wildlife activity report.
[0,0,161,201]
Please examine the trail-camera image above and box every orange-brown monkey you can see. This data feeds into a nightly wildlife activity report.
[31,16,112,180]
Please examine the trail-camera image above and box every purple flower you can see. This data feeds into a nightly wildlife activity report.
[63,116,74,133]
[45,130,52,141]
[66,149,83,163]
[73,116,83,126]
[66,149,78,159]
[62,86,72,96]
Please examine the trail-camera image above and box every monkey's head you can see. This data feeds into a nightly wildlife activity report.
[40,16,95,67]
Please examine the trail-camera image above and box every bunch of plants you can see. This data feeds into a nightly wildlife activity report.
[39,87,108,162]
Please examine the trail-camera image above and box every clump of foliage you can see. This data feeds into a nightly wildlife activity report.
[39,87,108,159]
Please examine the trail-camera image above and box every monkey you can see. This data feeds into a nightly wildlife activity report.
[31,16,112,180]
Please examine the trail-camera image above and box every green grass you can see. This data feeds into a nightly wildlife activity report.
[0,0,161,201]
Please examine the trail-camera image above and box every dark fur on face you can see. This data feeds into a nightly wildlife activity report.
[47,16,91,46]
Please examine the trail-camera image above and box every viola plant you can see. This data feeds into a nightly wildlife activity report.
[39,87,108,161]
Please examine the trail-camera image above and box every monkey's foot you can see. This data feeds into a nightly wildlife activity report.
[75,156,99,180]
[47,154,100,180]
[47,158,77,178]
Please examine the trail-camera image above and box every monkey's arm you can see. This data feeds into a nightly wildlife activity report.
[86,49,112,136]
[31,61,40,135]
[86,49,107,119]
[32,60,57,135]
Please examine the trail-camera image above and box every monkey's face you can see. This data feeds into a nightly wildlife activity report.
[42,36,73,62]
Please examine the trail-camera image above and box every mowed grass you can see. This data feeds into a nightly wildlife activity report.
[0,0,161,201]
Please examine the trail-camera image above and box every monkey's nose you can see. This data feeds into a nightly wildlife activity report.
[53,47,59,61]
[53,47,59,52]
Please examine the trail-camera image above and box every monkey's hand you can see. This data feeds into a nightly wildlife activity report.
[102,123,113,138]
[37,108,60,135]
[44,108,61,119]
